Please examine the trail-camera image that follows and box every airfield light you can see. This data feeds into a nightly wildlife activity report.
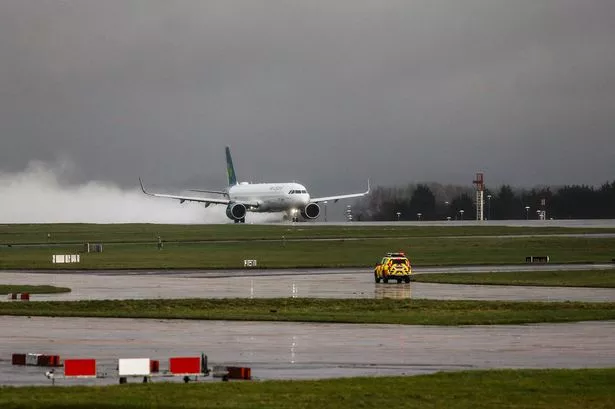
[487,194,492,221]
[525,206,530,220]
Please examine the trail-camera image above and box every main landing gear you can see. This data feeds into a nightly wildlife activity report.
[234,218,246,224]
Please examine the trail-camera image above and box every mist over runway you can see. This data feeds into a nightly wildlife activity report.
[0,160,281,224]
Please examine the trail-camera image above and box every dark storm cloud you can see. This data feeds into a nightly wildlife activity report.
[1,0,614,194]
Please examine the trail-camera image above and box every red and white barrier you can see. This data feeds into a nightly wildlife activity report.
[7,293,30,301]
[52,254,80,264]
[213,365,252,380]
[64,359,97,378]
[12,353,61,367]
[118,358,151,377]
[150,359,160,373]
[169,357,202,375]
[227,366,252,380]
[13,352,243,384]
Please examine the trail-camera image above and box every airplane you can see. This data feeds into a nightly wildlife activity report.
[139,146,370,223]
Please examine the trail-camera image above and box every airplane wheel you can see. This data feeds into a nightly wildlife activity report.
[234,219,240,224]
[240,218,246,224]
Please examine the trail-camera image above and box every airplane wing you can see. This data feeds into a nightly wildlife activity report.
[311,180,370,203]
[139,178,259,207]
[188,189,229,197]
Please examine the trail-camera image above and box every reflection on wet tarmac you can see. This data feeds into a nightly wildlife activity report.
[1,270,614,302]
[374,284,412,299]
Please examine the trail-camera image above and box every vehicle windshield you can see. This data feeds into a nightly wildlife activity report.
[391,258,408,265]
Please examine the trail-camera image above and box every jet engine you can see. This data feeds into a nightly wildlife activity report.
[301,203,320,219]
[226,202,247,221]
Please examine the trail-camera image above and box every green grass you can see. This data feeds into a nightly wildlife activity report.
[1,223,614,245]
[1,369,614,409]
[2,298,615,325]
[0,285,71,295]
[414,269,615,288]
[1,236,614,269]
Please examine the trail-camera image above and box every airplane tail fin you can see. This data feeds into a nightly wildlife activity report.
[225,146,238,186]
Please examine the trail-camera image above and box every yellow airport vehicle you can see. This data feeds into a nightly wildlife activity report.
[374,252,412,284]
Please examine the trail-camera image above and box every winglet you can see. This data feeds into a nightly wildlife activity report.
[366,179,371,194]
[138,177,150,195]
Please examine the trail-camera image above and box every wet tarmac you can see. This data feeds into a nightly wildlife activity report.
[2,265,615,386]
[1,316,614,386]
[2,265,615,303]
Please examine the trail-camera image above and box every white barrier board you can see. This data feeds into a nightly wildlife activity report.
[118,358,151,376]
[52,255,81,263]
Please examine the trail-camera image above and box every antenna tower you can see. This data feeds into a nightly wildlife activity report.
[473,173,485,221]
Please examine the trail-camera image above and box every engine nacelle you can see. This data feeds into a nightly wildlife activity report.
[226,202,247,220]
[301,203,320,219]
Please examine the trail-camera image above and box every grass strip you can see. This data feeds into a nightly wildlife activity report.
[2,298,615,325]
[0,285,71,295]
[1,368,614,409]
[2,236,614,269]
[414,269,615,288]
[2,223,615,245]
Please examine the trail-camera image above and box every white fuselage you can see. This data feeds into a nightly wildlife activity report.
[228,182,310,213]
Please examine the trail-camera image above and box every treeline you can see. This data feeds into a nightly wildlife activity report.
[352,181,615,221]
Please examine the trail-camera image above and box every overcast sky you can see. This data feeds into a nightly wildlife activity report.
[2,0,614,195]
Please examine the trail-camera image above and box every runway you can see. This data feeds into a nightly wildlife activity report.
[1,316,614,386]
[2,264,615,302]
[2,265,614,386]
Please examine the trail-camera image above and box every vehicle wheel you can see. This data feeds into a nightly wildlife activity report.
[383,278,388,284]
[404,276,410,283]
[375,276,381,283]
[396,278,402,284]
